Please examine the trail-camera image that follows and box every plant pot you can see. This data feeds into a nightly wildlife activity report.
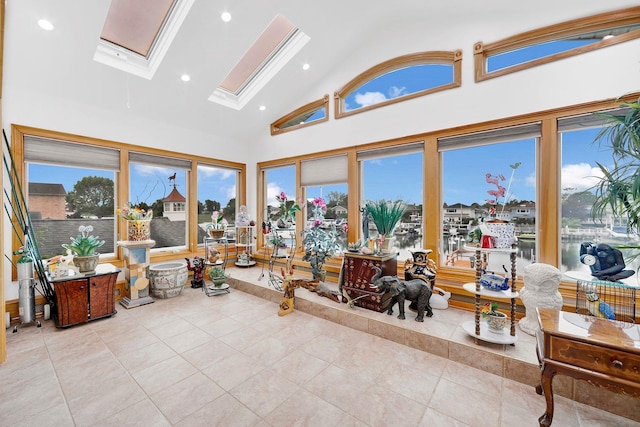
[208,228,225,238]
[74,254,99,273]
[210,275,227,287]
[486,311,508,333]
[380,236,395,253]
[127,219,151,241]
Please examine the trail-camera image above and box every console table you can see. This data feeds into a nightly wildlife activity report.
[535,307,640,426]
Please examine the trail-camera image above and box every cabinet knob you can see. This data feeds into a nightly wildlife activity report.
[612,360,623,369]
[79,286,84,289]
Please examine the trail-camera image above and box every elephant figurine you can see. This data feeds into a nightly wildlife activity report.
[370,266,433,322]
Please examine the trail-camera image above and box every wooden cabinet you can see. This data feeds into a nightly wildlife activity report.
[342,252,397,312]
[52,265,119,328]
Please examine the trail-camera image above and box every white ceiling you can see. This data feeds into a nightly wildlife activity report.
[3,1,636,144]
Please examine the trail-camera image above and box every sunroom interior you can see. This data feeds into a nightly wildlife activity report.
[1,1,640,424]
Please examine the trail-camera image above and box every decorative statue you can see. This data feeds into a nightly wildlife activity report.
[185,256,206,288]
[518,263,563,336]
[579,242,634,282]
[404,249,450,310]
[236,204,250,226]
[369,266,433,322]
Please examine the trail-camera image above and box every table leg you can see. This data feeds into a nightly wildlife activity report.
[538,363,556,427]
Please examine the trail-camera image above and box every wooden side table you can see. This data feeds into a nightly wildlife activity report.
[535,307,640,426]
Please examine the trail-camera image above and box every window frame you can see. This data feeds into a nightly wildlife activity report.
[474,6,640,82]
[334,50,462,119]
[270,94,329,135]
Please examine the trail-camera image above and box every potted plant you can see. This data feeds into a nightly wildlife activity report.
[591,96,640,263]
[208,266,228,287]
[301,197,341,281]
[62,225,105,273]
[365,199,405,251]
[481,301,507,333]
[208,211,228,238]
[275,191,301,228]
[269,234,288,257]
[116,202,153,241]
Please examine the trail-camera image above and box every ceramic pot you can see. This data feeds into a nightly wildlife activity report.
[74,254,99,273]
[486,311,508,333]
[127,220,151,241]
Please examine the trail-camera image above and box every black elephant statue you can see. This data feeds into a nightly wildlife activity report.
[370,266,433,322]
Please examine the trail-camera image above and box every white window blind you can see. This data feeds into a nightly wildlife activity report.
[129,152,192,169]
[357,141,424,161]
[557,107,631,132]
[301,155,348,186]
[438,123,541,151]
[24,136,120,171]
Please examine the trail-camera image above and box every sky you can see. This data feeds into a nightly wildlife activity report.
[28,37,612,213]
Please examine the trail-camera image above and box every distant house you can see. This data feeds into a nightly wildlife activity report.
[510,202,536,220]
[332,205,347,217]
[28,183,66,219]
[443,203,475,223]
[162,185,186,221]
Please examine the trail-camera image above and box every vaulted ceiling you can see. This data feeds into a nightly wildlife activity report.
[4,1,636,144]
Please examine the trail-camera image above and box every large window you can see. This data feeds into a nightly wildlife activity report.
[359,143,423,261]
[12,125,244,267]
[129,152,191,250]
[24,137,119,259]
[439,126,538,272]
[197,164,238,244]
[559,113,639,275]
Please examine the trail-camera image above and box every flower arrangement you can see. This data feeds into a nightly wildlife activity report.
[62,225,105,256]
[209,211,228,230]
[485,162,521,216]
[276,191,301,223]
[301,197,341,280]
[116,202,153,220]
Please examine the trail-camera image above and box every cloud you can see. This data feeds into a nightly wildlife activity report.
[226,184,236,200]
[354,91,387,107]
[266,182,284,208]
[198,166,235,180]
[133,164,173,177]
[561,163,604,192]
[389,86,406,98]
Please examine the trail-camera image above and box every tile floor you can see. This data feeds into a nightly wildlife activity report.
[1,266,638,427]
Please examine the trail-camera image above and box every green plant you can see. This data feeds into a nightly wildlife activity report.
[208,266,226,278]
[62,225,105,256]
[276,191,301,222]
[365,200,406,236]
[481,302,502,318]
[116,202,153,220]
[302,197,340,279]
[591,97,640,239]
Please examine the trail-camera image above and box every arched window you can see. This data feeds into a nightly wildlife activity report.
[334,50,462,119]
[474,6,640,82]
[270,95,329,135]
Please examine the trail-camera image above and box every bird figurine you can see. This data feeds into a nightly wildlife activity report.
[585,291,615,320]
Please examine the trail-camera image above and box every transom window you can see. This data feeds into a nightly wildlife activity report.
[271,95,329,135]
[335,50,462,119]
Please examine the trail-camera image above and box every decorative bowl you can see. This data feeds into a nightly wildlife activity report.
[480,272,509,291]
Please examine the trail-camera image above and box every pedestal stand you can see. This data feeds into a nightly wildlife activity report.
[117,240,156,308]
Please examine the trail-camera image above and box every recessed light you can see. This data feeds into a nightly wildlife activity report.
[221,12,232,22]
[38,19,54,31]
[302,63,310,71]
[603,34,615,40]
[259,105,266,111]
[181,74,191,82]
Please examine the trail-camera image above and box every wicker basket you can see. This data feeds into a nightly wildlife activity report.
[208,229,225,238]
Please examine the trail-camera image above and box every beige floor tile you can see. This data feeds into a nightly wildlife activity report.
[263,388,346,426]
[429,378,501,425]
[175,393,261,427]
[163,327,214,354]
[92,398,172,427]
[230,369,301,417]
[271,348,329,385]
[202,351,266,390]
[151,372,225,424]
[132,355,198,395]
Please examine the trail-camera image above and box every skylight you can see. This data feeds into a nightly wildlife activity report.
[93,0,194,80]
[209,14,310,111]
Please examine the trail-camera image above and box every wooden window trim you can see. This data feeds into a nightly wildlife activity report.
[334,50,462,120]
[474,6,640,82]
[271,95,329,135]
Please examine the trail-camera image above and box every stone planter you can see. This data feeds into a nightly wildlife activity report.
[74,254,99,273]
[148,261,188,298]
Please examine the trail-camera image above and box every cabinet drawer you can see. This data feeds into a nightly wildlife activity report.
[549,336,640,382]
